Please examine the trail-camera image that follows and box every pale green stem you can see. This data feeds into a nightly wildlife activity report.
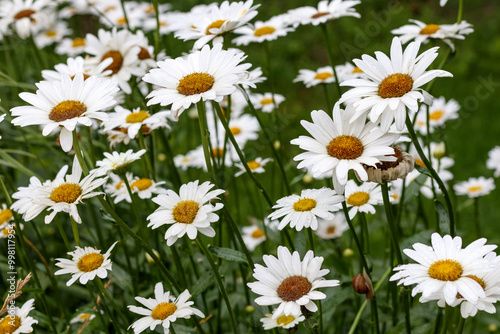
[95,278,126,333]
[70,216,80,246]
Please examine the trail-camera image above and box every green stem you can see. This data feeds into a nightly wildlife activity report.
[86,285,108,329]
[151,0,161,58]
[95,278,126,333]
[55,216,72,250]
[405,114,455,236]
[341,202,369,273]
[73,130,90,175]
[321,83,333,112]
[158,130,182,189]
[440,306,453,334]
[474,198,480,238]
[457,316,466,334]
[320,24,342,97]
[196,102,217,181]
[380,183,404,265]
[119,0,130,30]
[137,130,154,179]
[195,238,238,334]
[71,217,80,246]
[457,0,464,23]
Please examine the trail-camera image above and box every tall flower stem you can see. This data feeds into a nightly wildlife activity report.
[70,217,80,246]
[319,24,342,98]
[474,198,480,238]
[195,238,238,334]
[321,83,333,112]
[55,216,71,250]
[137,130,154,179]
[86,284,108,329]
[405,114,455,236]
[95,278,128,333]
[440,306,453,334]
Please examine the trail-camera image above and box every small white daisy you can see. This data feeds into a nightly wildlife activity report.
[242,225,267,251]
[250,92,285,113]
[413,96,459,135]
[390,233,497,306]
[0,0,53,39]
[0,298,38,333]
[130,176,168,200]
[235,157,272,177]
[287,0,361,27]
[55,242,117,286]
[147,180,225,246]
[315,213,349,239]
[55,37,87,56]
[294,66,336,88]
[340,37,453,131]
[454,177,496,198]
[104,172,132,204]
[248,246,340,318]
[344,180,384,219]
[128,283,204,334]
[143,44,252,120]
[232,16,295,46]
[487,146,500,178]
[291,104,399,194]
[41,56,113,82]
[10,74,118,152]
[260,311,305,330]
[95,149,146,175]
[102,106,170,139]
[70,312,96,324]
[335,62,365,83]
[268,188,343,231]
[34,20,71,48]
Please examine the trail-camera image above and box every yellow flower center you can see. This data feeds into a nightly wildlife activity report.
[212,148,224,158]
[46,30,57,37]
[251,228,265,238]
[101,50,123,75]
[49,100,87,122]
[314,72,333,80]
[145,5,155,14]
[50,183,82,203]
[467,185,483,193]
[0,209,13,224]
[457,274,486,299]
[177,73,215,96]
[14,9,35,20]
[420,24,441,35]
[429,110,444,121]
[206,20,227,34]
[0,315,21,333]
[247,160,261,170]
[347,192,370,206]
[230,127,241,135]
[311,12,329,19]
[2,228,10,236]
[104,5,116,12]
[172,200,200,224]
[77,253,104,272]
[277,276,312,301]
[254,26,275,36]
[327,135,364,160]
[414,158,425,168]
[326,226,336,235]
[78,313,92,321]
[138,47,151,60]
[293,198,317,212]
[260,98,274,105]
[277,315,295,326]
[126,110,150,123]
[378,73,413,98]
[131,178,153,191]
[428,259,463,281]
[117,17,127,25]
[115,181,124,190]
[72,38,86,47]
[352,66,363,73]
[151,302,177,320]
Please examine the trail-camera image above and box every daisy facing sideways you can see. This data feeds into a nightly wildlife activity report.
[291,104,399,194]
[268,187,343,231]
[454,176,496,198]
[10,73,118,152]
[0,298,38,333]
[340,37,452,131]
[487,146,500,178]
[54,242,117,286]
[147,180,225,246]
[128,282,204,334]
[248,246,340,318]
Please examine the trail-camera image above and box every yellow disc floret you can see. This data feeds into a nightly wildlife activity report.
[327,135,364,160]
[50,183,82,203]
[173,200,200,224]
[77,253,104,272]
[177,73,215,96]
[49,100,87,122]
[428,259,463,281]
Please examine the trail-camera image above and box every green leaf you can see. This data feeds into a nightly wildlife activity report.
[414,164,432,177]
[190,271,215,298]
[403,174,428,204]
[0,149,41,178]
[295,229,306,255]
[208,246,248,265]
[435,200,450,235]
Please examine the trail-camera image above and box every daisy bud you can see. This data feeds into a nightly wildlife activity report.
[488,324,498,332]
[274,140,281,150]
[302,173,314,184]
[343,248,354,258]
[362,146,414,184]
[157,153,167,162]
[433,142,446,159]
[245,305,255,313]
[145,249,160,265]
[352,271,374,299]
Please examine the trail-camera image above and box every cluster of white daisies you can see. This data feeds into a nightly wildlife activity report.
[0,0,498,333]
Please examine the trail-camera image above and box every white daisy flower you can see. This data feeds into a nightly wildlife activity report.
[10,74,118,152]
[104,172,132,204]
[55,37,87,56]
[0,0,53,39]
[54,242,117,286]
[291,104,399,194]
[391,19,473,52]
[174,0,259,49]
[390,233,497,306]
[250,92,285,113]
[102,106,170,139]
[128,283,204,334]
[232,16,295,46]
[454,177,496,198]
[248,246,340,318]
[147,180,225,246]
[142,43,252,120]
[413,96,459,135]
[235,157,272,177]
[315,213,349,239]
[173,151,202,171]
[345,180,384,219]
[487,146,500,178]
[339,37,453,131]
[268,188,343,231]
[34,20,72,48]
[130,176,168,200]
[41,56,113,82]
[70,312,96,324]
[335,62,365,83]
[11,156,107,224]
[294,66,337,88]
[207,112,260,148]
[94,149,146,175]
[0,298,38,333]
[260,311,305,330]
[242,225,267,252]
[287,0,361,27]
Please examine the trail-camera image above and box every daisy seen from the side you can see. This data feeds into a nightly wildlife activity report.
[94,149,146,175]
[487,146,500,178]
[315,213,349,239]
[102,106,170,139]
[54,242,117,286]
[413,96,459,135]
[260,311,305,330]
[250,92,285,113]
[232,16,295,46]
[248,246,340,318]
[128,282,204,334]
[10,74,118,152]
[454,177,496,198]
[147,180,225,246]
[287,0,361,27]
[294,66,336,88]
[340,37,453,131]
[235,157,272,177]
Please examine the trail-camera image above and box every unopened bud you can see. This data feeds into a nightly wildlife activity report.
[343,248,354,258]
[145,249,160,265]
[352,271,374,299]
[488,324,498,332]
[157,153,167,162]
[302,173,314,184]
[433,142,446,159]
[245,305,255,313]
[273,140,281,150]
